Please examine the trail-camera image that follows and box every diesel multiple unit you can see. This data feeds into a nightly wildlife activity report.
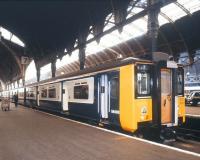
[0,58,185,136]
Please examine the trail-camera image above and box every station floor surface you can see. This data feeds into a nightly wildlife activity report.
[186,106,200,116]
[0,104,199,160]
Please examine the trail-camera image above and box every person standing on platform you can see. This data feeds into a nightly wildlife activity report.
[13,93,18,107]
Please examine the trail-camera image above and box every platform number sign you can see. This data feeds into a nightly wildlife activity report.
[21,56,29,64]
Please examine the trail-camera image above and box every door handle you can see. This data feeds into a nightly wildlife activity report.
[164,99,166,107]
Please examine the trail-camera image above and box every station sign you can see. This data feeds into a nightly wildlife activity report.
[21,56,29,64]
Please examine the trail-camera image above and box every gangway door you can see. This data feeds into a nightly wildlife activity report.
[161,69,172,124]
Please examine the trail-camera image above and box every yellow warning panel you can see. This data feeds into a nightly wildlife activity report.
[178,96,185,122]
[119,64,137,132]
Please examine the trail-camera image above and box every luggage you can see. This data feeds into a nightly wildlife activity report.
[1,98,10,111]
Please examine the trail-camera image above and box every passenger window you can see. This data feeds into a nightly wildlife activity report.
[48,88,56,98]
[74,85,89,99]
[41,89,47,98]
[110,77,119,99]
[29,91,35,97]
[194,93,200,97]
[136,64,152,97]
[20,92,24,97]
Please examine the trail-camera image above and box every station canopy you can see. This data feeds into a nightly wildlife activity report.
[0,0,200,84]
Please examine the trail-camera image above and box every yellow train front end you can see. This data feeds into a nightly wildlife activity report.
[119,63,153,132]
[119,60,185,137]
[177,67,185,124]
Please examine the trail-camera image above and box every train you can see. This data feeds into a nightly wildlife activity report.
[0,57,185,139]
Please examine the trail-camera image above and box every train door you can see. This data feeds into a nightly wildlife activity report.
[99,74,109,119]
[62,82,68,111]
[108,71,120,124]
[161,69,173,124]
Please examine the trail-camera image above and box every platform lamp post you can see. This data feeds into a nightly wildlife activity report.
[51,59,56,78]
[0,28,2,41]
[36,65,40,82]
[79,45,86,70]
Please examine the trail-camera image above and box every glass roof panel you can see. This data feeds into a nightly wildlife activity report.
[40,63,51,81]
[161,3,187,21]
[86,41,105,56]
[86,16,147,56]
[11,35,25,47]
[178,0,200,14]
[0,26,25,47]
[0,27,11,40]
[25,60,37,84]
[56,49,79,68]
[57,0,200,69]
[158,14,169,26]
[127,7,144,19]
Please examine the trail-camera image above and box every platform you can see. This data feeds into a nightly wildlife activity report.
[186,106,200,118]
[0,104,199,160]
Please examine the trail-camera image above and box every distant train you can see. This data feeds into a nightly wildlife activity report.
[0,58,185,139]
[184,82,200,97]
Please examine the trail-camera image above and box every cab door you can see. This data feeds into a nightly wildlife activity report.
[161,69,172,124]
[108,71,120,124]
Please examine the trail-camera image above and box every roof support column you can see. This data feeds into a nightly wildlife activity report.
[51,59,56,78]
[79,46,86,70]
[22,64,25,86]
[36,65,40,82]
[17,80,19,88]
[147,0,160,60]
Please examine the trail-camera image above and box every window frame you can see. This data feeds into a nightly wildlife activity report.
[74,84,89,100]
[135,64,153,98]
[110,77,119,100]
[177,67,184,96]
[41,89,48,98]
[48,88,57,99]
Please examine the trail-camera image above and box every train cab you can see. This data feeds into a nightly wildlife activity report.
[119,57,185,138]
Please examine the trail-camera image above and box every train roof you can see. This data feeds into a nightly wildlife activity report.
[26,57,152,87]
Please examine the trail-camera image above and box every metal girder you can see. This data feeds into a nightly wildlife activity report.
[174,1,192,16]
[67,0,175,55]
[127,0,143,14]
[51,59,56,78]
[0,40,22,72]
[159,12,188,53]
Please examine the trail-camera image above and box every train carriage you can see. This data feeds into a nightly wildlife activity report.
[37,83,62,112]
[0,57,185,139]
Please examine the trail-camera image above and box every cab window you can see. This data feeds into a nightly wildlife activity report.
[177,68,184,96]
[110,77,119,99]
[136,64,152,97]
